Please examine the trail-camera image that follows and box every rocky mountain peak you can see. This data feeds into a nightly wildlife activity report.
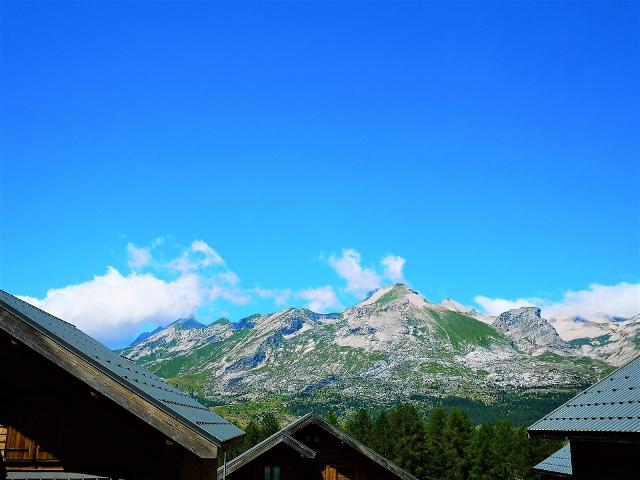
[168,315,205,330]
[356,283,430,311]
[494,307,542,328]
[493,307,572,356]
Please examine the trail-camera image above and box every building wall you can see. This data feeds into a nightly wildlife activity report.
[225,424,406,480]
[571,439,639,480]
[0,328,216,480]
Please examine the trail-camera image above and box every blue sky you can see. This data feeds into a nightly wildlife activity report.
[1,1,638,347]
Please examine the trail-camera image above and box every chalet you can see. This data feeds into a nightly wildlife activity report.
[528,355,640,480]
[0,290,244,480]
[218,413,418,480]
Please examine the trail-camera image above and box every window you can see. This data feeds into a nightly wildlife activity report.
[263,465,281,480]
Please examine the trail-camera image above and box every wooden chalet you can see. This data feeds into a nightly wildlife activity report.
[0,290,244,480]
[218,413,418,480]
[528,355,640,480]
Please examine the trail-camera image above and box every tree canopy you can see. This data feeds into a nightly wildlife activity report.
[224,404,561,479]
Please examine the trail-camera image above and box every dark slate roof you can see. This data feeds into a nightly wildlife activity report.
[217,413,419,480]
[528,355,640,435]
[0,290,243,446]
[533,444,572,477]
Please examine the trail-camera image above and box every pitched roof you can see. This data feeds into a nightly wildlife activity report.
[532,444,572,477]
[217,413,419,480]
[0,290,243,456]
[528,355,640,435]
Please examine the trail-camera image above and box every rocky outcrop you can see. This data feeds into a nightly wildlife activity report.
[493,307,572,356]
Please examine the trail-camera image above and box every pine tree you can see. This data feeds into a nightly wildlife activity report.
[443,408,472,480]
[424,406,448,480]
[387,404,427,479]
[468,423,496,480]
[491,420,513,480]
[260,412,280,439]
[345,408,373,445]
[242,417,263,449]
[325,408,340,428]
[369,410,393,458]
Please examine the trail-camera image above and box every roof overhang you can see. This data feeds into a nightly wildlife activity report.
[0,306,223,458]
[532,444,572,478]
[528,429,640,444]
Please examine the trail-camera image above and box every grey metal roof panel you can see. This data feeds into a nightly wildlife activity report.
[0,290,243,445]
[533,444,572,476]
[528,355,640,434]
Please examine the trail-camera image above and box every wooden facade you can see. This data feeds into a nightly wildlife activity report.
[219,414,417,480]
[0,326,220,479]
[0,291,243,480]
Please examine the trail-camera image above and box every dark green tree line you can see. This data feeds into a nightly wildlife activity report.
[223,405,561,479]
[340,404,561,480]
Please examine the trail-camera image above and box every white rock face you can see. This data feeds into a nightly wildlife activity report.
[121,284,616,406]
[492,307,573,356]
[573,314,640,366]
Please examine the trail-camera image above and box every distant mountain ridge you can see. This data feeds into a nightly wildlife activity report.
[121,284,633,416]
[130,326,163,346]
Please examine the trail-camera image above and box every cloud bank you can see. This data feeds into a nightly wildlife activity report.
[18,241,404,346]
[475,282,640,324]
[298,286,342,312]
[20,238,235,346]
[18,235,636,348]
[21,268,202,345]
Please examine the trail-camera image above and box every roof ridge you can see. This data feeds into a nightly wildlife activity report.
[0,289,244,452]
[219,413,418,480]
[528,354,640,434]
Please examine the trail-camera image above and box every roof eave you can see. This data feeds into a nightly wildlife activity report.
[528,429,640,443]
[0,306,226,458]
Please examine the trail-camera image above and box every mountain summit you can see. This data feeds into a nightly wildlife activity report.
[121,286,609,412]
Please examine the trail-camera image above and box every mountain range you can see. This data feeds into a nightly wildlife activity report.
[120,284,639,423]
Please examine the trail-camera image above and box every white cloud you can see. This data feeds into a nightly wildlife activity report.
[209,285,251,305]
[218,271,240,285]
[254,287,293,307]
[21,240,411,346]
[20,268,202,346]
[474,295,538,316]
[542,282,640,321]
[474,282,640,322]
[17,238,240,347]
[297,286,342,313]
[328,249,381,297]
[168,240,225,272]
[151,236,166,247]
[191,239,224,266]
[381,255,406,283]
[126,243,151,269]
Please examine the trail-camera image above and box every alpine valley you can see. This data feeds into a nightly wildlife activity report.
[120,284,639,425]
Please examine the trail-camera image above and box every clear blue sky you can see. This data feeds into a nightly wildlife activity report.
[1,1,638,346]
